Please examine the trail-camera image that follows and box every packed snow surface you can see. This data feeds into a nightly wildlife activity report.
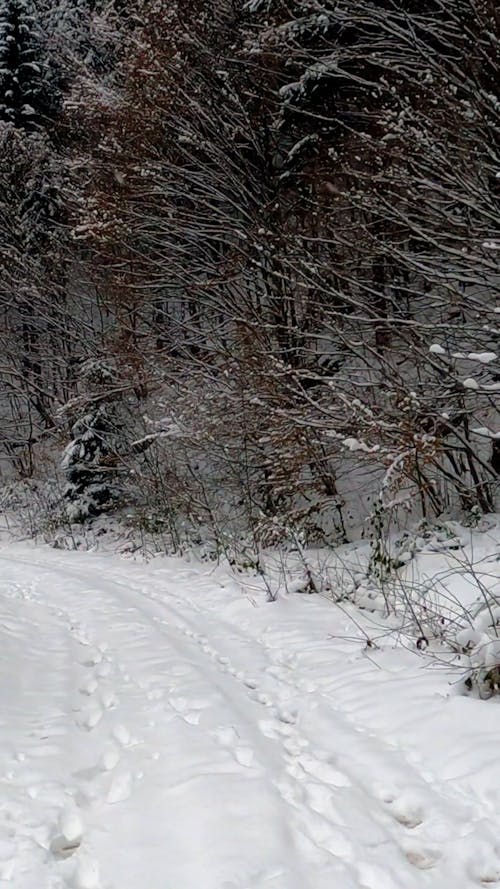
[2,541,500,888]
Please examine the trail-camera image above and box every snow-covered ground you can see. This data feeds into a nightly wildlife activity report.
[2,539,500,889]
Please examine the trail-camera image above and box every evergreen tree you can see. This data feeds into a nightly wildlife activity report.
[0,0,43,127]
[62,360,124,523]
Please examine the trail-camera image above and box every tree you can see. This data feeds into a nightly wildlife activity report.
[62,359,126,522]
[5,0,497,546]
[0,0,59,127]
[238,0,500,519]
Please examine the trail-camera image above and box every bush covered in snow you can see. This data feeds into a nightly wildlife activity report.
[456,602,500,699]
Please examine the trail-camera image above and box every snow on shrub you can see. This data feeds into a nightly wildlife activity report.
[457,603,500,698]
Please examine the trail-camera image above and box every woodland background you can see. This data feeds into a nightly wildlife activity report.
[0,0,499,561]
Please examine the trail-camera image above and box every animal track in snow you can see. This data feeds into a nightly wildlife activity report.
[212,725,240,747]
[82,651,102,668]
[50,807,83,859]
[385,791,425,829]
[297,753,351,788]
[234,746,255,768]
[100,690,118,710]
[79,678,98,696]
[302,781,341,820]
[403,843,442,870]
[96,662,112,679]
[467,848,500,885]
[80,706,103,731]
[111,724,132,747]
[168,696,189,714]
[59,807,83,843]
[99,748,121,772]
[106,769,133,804]
[282,736,308,758]
[211,725,256,769]
[242,676,258,690]
[249,690,273,707]
[299,809,353,860]
[274,707,297,725]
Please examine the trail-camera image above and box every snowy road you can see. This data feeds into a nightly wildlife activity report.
[2,545,500,889]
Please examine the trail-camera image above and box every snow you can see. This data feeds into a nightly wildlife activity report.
[342,437,379,454]
[467,352,497,364]
[471,426,500,439]
[2,537,500,888]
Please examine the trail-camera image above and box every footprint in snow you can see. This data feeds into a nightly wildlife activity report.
[168,696,188,714]
[79,678,98,697]
[111,724,132,747]
[233,746,255,768]
[213,725,240,747]
[386,791,425,829]
[259,718,287,741]
[99,747,121,772]
[100,690,118,710]
[106,769,133,804]
[297,753,351,788]
[274,776,303,807]
[403,844,442,870]
[82,651,102,668]
[50,807,83,859]
[243,676,259,690]
[248,690,272,707]
[274,707,297,725]
[283,736,308,758]
[80,706,103,731]
[201,644,217,657]
[467,852,500,884]
[212,726,255,769]
[168,696,204,725]
[297,808,352,860]
[303,781,339,817]
[96,662,112,679]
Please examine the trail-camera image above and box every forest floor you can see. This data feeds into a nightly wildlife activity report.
[1,532,500,889]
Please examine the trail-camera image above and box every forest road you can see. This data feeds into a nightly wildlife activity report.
[0,546,497,889]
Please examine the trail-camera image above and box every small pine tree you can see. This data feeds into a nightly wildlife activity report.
[62,359,124,523]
